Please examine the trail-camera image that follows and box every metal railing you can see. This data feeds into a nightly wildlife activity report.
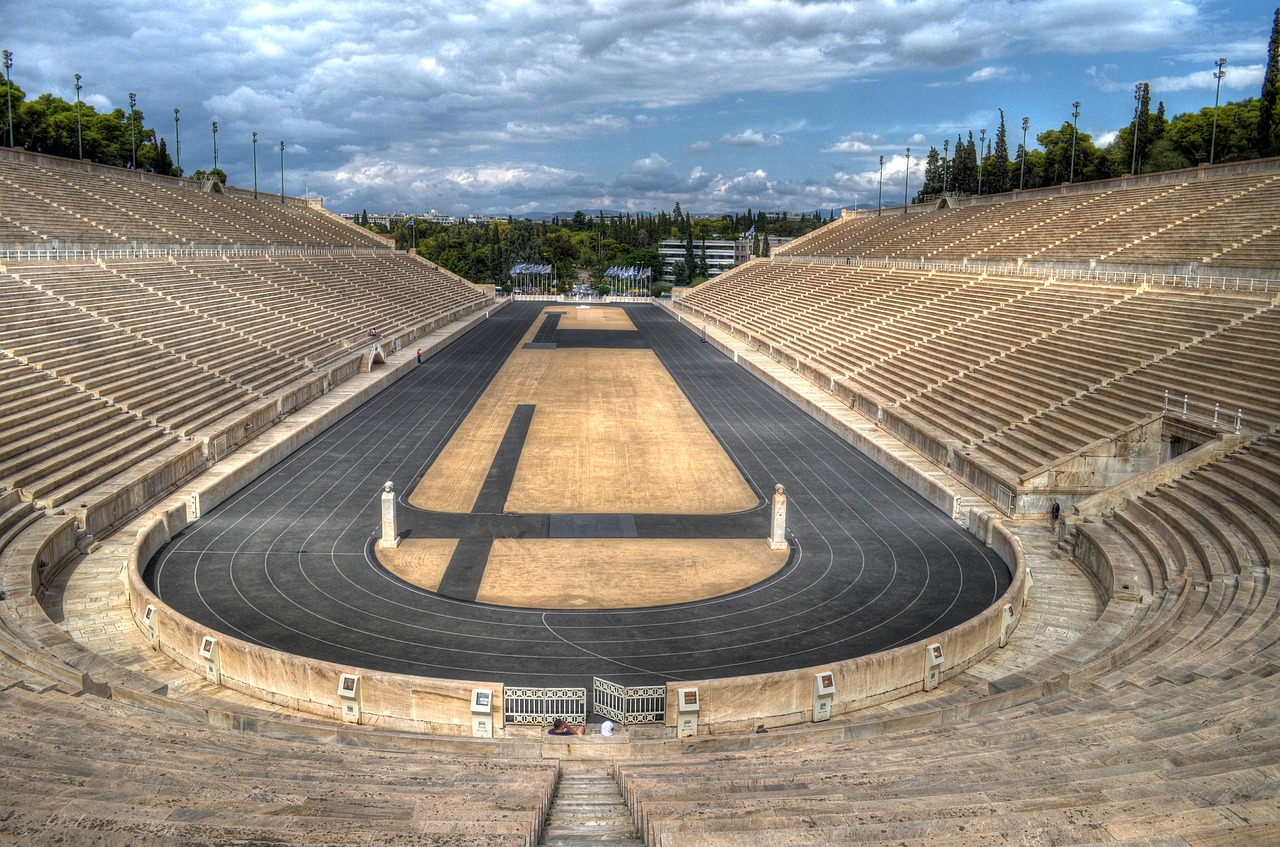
[766,254,1280,294]
[1164,391,1248,434]
[502,686,586,726]
[592,677,666,724]
[0,244,392,262]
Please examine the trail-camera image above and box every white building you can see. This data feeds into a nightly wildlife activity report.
[657,238,747,281]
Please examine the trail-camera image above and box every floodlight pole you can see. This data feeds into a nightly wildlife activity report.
[877,155,884,216]
[251,132,258,199]
[1130,83,1143,176]
[75,74,83,160]
[942,139,949,193]
[977,128,986,196]
[1070,102,1080,183]
[1210,57,1226,164]
[211,120,218,171]
[128,92,137,169]
[2,50,12,148]
[903,147,910,213]
[279,140,285,202]
[1019,117,1029,190]
[173,108,180,172]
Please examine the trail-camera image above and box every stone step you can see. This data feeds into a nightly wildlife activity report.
[541,764,643,846]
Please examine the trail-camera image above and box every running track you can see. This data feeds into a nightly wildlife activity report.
[146,302,1010,691]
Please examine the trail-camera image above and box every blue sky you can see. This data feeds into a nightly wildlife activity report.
[5,0,1276,216]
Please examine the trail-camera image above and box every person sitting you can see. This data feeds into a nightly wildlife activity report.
[547,718,582,736]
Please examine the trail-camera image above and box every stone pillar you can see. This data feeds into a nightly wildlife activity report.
[769,483,788,551]
[379,481,400,548]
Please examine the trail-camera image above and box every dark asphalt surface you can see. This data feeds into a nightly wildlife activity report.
[146,302,1010,692]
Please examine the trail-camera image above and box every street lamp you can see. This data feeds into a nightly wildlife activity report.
[173,108,180,172]
[877,155,884,216]
[279,140,285,202]
[903,147,911,213]
[1130,83,1143,176]
[2,50,12,148]
[211,120,218,171]
[251,132,258,199]
[128,92,137,169]
[1070,102,1080,183]
[1019,117,1029,190]
[74,74,83,160]
[942,139,949,193]
[1210,57,1227,164]
[977,128,986,195]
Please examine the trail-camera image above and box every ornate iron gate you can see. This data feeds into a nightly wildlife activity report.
[592,677,666,724]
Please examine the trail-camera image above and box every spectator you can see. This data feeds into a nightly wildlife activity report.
[547,718,582,736]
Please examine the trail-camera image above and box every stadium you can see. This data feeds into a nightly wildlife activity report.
[2,139,1280,847]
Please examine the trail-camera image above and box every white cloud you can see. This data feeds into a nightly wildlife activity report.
[967,65,1019,83]
[721,129,783,148]
[1147,63,1266,94]
[821,132,879,154]
[5,0,1269,215]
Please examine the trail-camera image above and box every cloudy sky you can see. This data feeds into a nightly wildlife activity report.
[6,0,1276,216]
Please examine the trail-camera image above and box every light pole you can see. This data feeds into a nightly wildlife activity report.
[2,50,12,148]
[1130,83,1143,175]
[279,140,285,202]
[942,139,949,193]
[211,120,218,171]
[128,92,137,169]
[1070,102,1080,183]
[251,132,258,199]
[1019,117,1029,190]
[977,128,986,195]
[74,74,83,160]
[877,155,884,216]
[903,147,910,213]
[173,108,180,173]
[1210,57,1227,164]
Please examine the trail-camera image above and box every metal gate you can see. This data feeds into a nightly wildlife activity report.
[592,677,666,724]
[503,686,586,726]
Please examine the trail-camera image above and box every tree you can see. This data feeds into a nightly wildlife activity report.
[914,147,943,202]
[986,110,1011,195]
[670,260,690,287]
[1168,99,1261,164]
[951,132,977,195]
[1035,122,1100,186]
[1259,6,1280,156]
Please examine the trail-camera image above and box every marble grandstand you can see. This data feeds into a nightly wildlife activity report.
[0,146,1279,846]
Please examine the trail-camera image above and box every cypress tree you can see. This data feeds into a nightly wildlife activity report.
[988,110,1011,195]
[1259,7,1280,156]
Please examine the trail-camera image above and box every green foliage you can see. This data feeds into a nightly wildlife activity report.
[985,110,1010,195]
[1259,7,1280,156]
[0,77,176,173]
[1167,99,1260,164]
[190,168,227,185]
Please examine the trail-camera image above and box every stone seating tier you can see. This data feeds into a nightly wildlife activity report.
[775,168,1280,270]
[0,155,389,250]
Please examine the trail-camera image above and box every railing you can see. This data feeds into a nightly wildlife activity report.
[0,244,394,262]
[765,254,1280,293]
[1164,391,1249,434]
[502,686,587,726]
[592,677,666,724]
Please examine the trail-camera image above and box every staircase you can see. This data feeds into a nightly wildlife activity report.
[541,761,644,846]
